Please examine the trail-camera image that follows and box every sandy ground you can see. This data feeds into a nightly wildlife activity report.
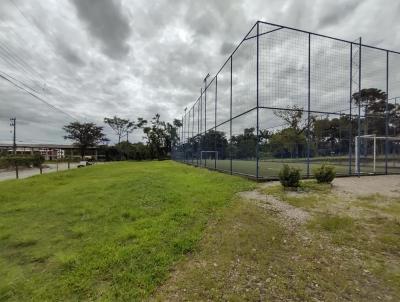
[260,175,400,198]
[0,163,79,181]
[238,190,309,228]
[332,175,400,197]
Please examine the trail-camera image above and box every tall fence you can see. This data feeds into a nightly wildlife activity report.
[172,21,400,179]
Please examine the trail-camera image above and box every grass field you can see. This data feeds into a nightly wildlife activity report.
[154,181,400,301]
[181,158,400,178]
[0,161,253,301]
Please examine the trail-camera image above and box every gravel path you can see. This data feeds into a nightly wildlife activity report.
[332,175,400,197]
[238,190,310,228]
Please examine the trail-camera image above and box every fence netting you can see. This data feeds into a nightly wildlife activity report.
[173,21,400,179]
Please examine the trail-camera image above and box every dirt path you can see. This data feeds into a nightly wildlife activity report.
[332,175,400,197]
[238,190,309,228]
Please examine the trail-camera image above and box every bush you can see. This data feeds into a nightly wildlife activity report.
[313,164,336,183]
[279,164,301,188]
[0,155,45,170]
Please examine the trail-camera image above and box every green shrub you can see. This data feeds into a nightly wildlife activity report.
[313,164,336,183]
[279,164,301,188]
[32,154,45,168]
[0,155,44,169]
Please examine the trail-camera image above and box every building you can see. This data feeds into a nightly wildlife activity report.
[0,143,98,161]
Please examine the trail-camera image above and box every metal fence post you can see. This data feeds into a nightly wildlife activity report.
[307,33,311,178]
[215,76,217,170]
[200,88,203,166]
[349,43,353,175]
[357,38,362,176]
[256,21,260,179]
[192,107,195,165]
[385,50,389,174]
[230,56,233,175]
[204,80,207,168]
[197,99,200,166]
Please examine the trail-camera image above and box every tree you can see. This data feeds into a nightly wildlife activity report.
[32,153,45,174]
[273,105,307,134]
[269,128,307,158]
[63,122,108,159]
[230,128,258,159]
[104,116,135,144]
[142,114,181,159]
[126,117,148,142]
[352,88,388,135]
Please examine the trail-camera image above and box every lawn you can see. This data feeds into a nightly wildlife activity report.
[0,161,253,301]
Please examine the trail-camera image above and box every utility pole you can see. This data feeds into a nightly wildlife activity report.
[10,117,18,179]
[10,117,16,154]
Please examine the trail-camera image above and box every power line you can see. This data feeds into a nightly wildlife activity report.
[0,72,77,120]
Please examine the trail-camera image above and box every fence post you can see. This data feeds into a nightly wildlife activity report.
[215,76,217,170]
[197,98,200,166]
[307,33,311,178]
[205,80,208,168]
[357,38,362,176]
[385,50,389,174]
[230,56,233,175]
[200,88,203,166]
[349,43,353,175]
[192,106,195,165]
[256,21,260,179]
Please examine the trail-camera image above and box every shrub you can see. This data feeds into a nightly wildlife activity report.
[0,155,44,170]
[279,164,301,188]
[313,164,336,183]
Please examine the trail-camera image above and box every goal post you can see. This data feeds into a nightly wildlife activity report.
[355,135,400,174]
[200,151,219,161]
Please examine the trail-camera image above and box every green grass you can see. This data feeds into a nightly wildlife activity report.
[154,196,400,301]
[186,158,400,178]
[262,180,333,209]
[0,161,253,301]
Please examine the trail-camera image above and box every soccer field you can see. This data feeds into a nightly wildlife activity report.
[180,157,400,178]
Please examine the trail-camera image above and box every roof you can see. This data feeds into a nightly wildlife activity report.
[0,143,98,149]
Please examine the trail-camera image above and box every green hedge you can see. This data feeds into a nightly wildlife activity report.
[0,154,45,169]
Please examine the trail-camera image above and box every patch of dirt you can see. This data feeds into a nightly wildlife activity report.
[238,190,310,228]
[333,175,400,197]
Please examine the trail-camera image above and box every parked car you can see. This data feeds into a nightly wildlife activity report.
[77,160,94,168]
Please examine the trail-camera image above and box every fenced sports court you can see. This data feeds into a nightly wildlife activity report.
[172,21,400,179]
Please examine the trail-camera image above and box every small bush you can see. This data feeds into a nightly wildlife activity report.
[313,164,336,183]
[279,164,301,188]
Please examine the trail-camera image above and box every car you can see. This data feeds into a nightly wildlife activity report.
[77,160,94,168]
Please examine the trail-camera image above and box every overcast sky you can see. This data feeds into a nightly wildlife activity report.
[0,0,399,144]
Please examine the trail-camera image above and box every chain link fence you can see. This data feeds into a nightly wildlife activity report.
[172,21,400,179]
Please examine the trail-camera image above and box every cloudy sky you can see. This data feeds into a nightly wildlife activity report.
[0,0,399,144]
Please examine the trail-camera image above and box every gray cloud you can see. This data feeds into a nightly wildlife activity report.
[71,0,132,59]
[54,38,85,66]
[1,0,400,144]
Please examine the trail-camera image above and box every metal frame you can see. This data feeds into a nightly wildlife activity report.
[173,20,400,180]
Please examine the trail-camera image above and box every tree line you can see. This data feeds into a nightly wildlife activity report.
[179,88,400,160]
[63,114,182,160]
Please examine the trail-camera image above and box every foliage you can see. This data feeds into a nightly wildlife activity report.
[63,122,108,158]
[352,88,400,135]
[268,128,307,158]
[0,161,253,300]
[278,164,301,188]
[0,155,36,169]
[230,128,258,159]
[115,142,152,160]
[104,116,136,143]
[143,114,180,160]
[313,164,336,183]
